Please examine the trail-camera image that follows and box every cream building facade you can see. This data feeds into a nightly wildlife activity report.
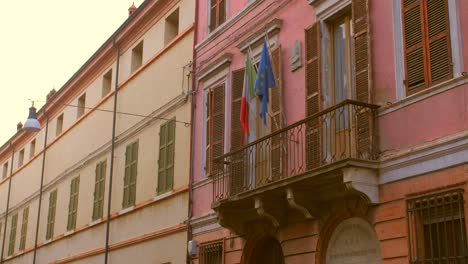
[0,0,194,263]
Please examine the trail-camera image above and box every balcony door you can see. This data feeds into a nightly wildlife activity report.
[327,14,355,162]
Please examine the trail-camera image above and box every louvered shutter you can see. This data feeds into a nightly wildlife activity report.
[353,0,371,102]
[93,162,102,220]
[206,90,213,176]
[426,0,452,84]
[402,0,452,95]
[123,145,131,207]
[129,142,138,205]
[403,0,426,93]
[231,69,245,150]
[230,69,245,195]
[158,122,168,193]
[8,214,17,256]
[305,23,321,169]
[269,47,285,180]
[353,0,372,159]
[218,0,226,25]
[19,207,28,251]
[166,120,175,191]
[99,161,106,217]
[209,0,218,32]
[211,85,225,174]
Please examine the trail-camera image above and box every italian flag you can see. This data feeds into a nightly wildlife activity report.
[240,54,257,135]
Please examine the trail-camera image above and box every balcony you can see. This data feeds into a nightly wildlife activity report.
[212,100,380,234]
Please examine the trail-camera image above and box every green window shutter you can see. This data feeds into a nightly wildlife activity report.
[19,207,29,251]
[123,142,138,208]
[166,120,175,191]
[93,161,106,220]
[158,119,176,194]
[67,177,80,230]
[8,214,18,256]
[46,190,57,240]
[129,142,138,206]
[123,145,131,208]
[158,122,168,193]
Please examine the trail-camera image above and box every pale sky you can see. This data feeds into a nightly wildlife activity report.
[0,0,144,145]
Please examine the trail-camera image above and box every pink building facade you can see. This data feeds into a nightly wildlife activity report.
[189,0,468,263]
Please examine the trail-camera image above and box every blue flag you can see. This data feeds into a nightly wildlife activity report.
[254,39,276,125]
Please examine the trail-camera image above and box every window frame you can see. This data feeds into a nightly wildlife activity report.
[199,240,224,264]
[393,0,463,99]
[208,0,227,33]
[406,188,468,263]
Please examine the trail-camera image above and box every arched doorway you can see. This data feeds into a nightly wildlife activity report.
[244,236,285,264]
[325,217,382,264]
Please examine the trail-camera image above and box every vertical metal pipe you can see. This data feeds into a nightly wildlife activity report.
[32,113,49,264]
[0,143,15,263]
[104,38,120,264]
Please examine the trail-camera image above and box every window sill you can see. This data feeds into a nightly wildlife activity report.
[119,206,135,215]
[379,75,468,117]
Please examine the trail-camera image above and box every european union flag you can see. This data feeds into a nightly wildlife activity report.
[254,39,277,125]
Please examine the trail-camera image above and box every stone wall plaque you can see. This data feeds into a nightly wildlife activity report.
[325,217,382,264]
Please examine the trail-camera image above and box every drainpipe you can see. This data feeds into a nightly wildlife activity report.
[186,0,199,263]
[32,110,49,264]
[104,37,120,264]
[0,142,15,263]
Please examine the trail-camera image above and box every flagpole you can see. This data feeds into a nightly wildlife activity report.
[262,33,282,132]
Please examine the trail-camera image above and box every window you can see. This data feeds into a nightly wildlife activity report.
[199,241,223,264]
[46,189,57,240]
[18,149,24,167]
[123,141,138,208]
[205,85,225,176]
[8,213,18,256]
[67,177,80,231]
[102,69,112,97]
[407,189,468,263]
[131,41,144,73]
[19,207,29,251]
[93,160,106,220]
[3,162,8,179]
[77,93,86,118]
[30,139,36,159]
[56,114,64,136]
[402,0,452,95]
[164,8,179,45]
[157,119,176,194]
[209,0,226,32]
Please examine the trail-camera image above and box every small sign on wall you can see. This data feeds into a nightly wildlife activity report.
[290,40,303,72]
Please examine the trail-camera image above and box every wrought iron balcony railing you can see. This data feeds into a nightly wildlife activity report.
[213,100,379,202]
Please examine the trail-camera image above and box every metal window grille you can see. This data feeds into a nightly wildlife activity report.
[200,241,223,264]
[407,189,468,264]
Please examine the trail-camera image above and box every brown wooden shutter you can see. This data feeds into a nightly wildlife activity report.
[231,69,245,150]
[209,0,217,32]
[353,0,373,159]
[305,23,321,169]
[426,0,452,84]
[352,0,371,102]
[402,0,426,94]
[206,85,225,176]
[402,0,452,95]
[269,47,285,180]
[211,85,225,174]
[206,90,212,175]
[218,0,226,25]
